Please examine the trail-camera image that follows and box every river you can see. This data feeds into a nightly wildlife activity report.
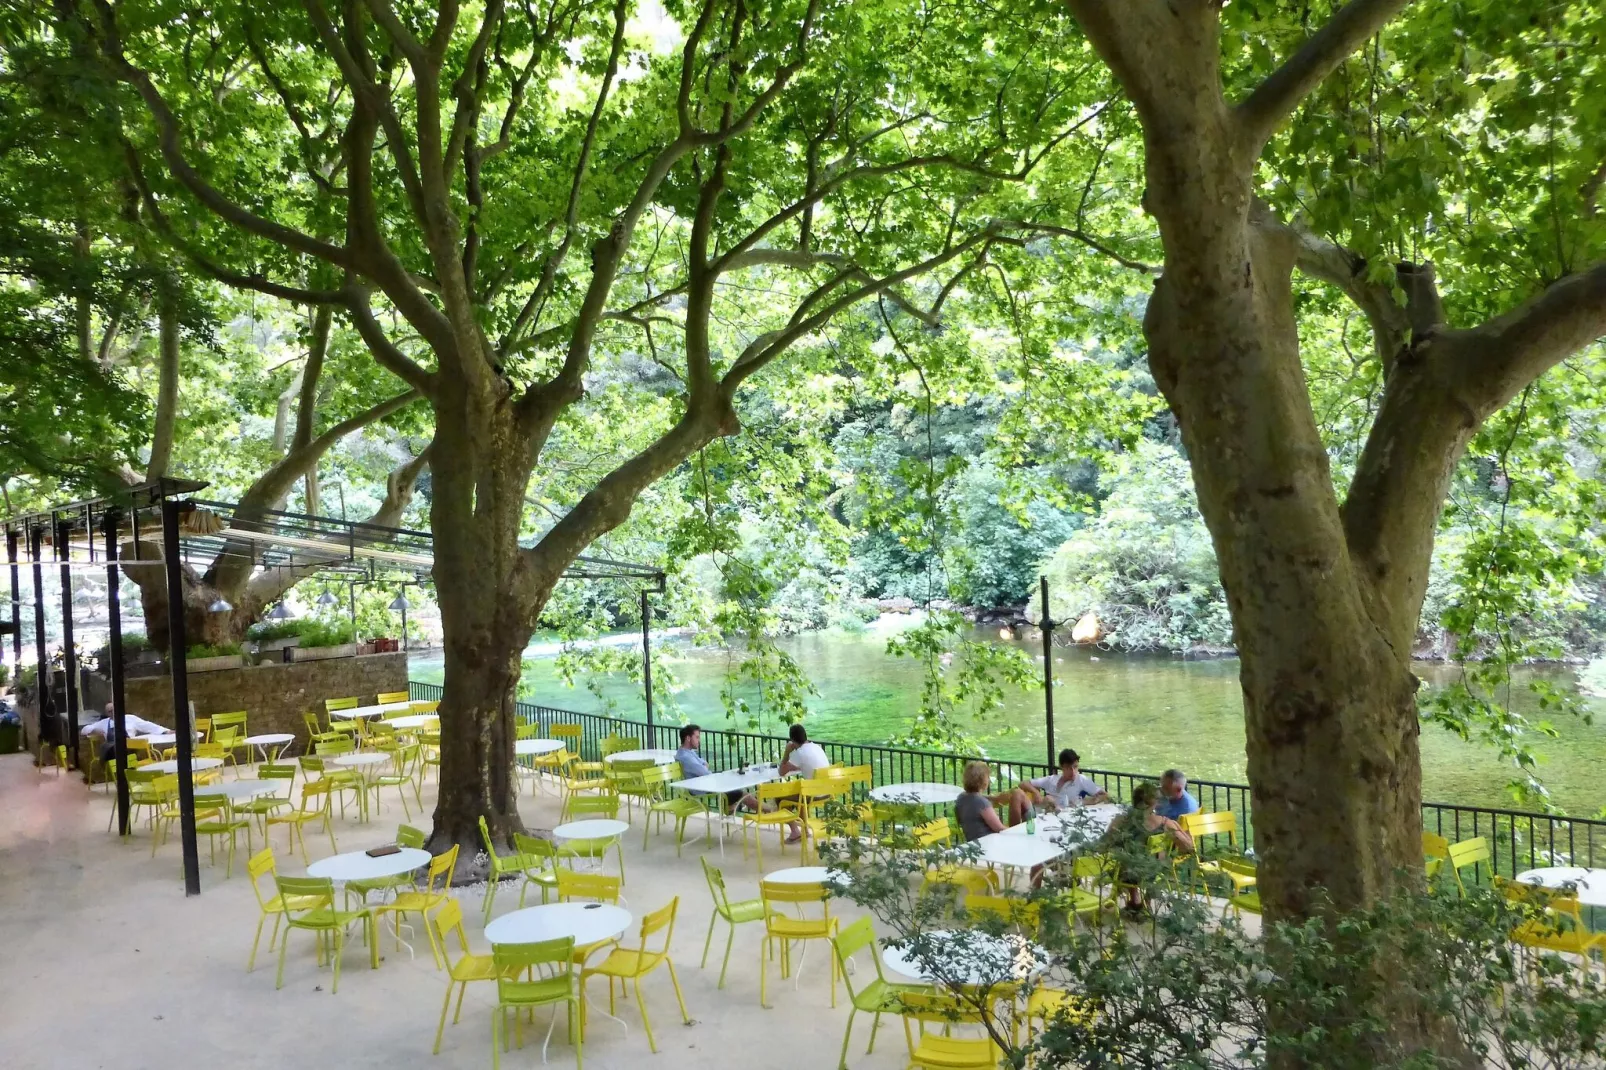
[408,623,1606,816]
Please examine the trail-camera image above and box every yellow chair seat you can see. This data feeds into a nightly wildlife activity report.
[380,889,448,914]
[264,892,325,913]
[449,951,500,983]
[766,912,833,939]
[908,1034,1000,1069]
[1513,921,1606,957]
[587,947,667,977]
[1197,859,1257,894]
[1027,986,1096,1023]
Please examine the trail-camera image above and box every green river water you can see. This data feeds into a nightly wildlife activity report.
[410,626,1606,817]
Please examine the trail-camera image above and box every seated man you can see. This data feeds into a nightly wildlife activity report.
[1154,768,1199,821]
[673,723,747,811]
[80,702,170,762]
[778,723,830,776]
[1013,747,1109,824]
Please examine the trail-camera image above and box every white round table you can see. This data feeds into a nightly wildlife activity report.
[603,749,678,765]
[193,780,281,802]
[517,739,564,756]
[1516,867,1606,908]
[144,757,224,774]
[553,819,630,841]
[386,714,439,730]
[881,929,1049,986]
[765,866,852,888]
[242,733,295,762]
[870,782,963,804]
[332,752,391,770]
[485,902,632,947]
[1003,803,1123,845]
[308,847,432,883]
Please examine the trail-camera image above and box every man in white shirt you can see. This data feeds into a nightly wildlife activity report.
[779,723,831,777]
[1015,748,1108,821]
[80,703,170,760]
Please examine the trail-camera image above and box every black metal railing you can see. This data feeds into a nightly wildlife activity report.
[409,680,1606,885]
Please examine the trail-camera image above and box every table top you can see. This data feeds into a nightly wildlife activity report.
[330,701,412,720]
[193,780,282,801]
[141,732,197,746]
[516,739,564,756]
[1001,803,1123,844]
[332,752,391,768]
[764,866,852,887]
[307,847,432,882]
[243,733,295,745]
[553,819,630,840]
[485,902,632,948]
[1516,867,1606,907]
[386,714,439,730]
[603,749,678,765]
[881,929,1049,986]
[969,831,1065,869]
[144,757,224,774]
[671,766,781,793]
[869,782,963,804]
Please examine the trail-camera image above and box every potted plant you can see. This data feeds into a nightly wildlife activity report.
[288,620,358,662]
[187,642,247,672]
[247,619,304,654]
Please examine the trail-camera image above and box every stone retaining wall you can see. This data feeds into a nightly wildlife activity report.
[82,651,410,758]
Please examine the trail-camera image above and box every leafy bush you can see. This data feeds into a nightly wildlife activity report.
[1042,440,1233,653]
[246,619,304,641]
[295,619,355,649]
[824,813,1606,1069]
[119,632,151,654]
[186,642,242,659]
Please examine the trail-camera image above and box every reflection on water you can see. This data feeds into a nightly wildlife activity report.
[410,628,1606,815]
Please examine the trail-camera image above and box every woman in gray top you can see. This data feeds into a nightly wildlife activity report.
[954,761,1006,841]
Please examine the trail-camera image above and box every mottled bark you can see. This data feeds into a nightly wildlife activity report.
[144,275,181,481]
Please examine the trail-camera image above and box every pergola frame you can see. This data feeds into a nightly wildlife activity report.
[5,479,664,896]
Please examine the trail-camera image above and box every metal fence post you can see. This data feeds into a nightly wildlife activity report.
[104,508,132,835]
[162,496,202,895]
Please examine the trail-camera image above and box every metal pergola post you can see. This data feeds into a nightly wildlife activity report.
[104,508,131,835]
[6,529,18,670]
[56,516,80,767]
[641,587,654,738]
[29,525,48,752]
[1040,574,1057,768]
[162,496,202,895]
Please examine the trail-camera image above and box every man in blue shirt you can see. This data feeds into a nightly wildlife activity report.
[1155,769,1199,821]
[674,723,747,808]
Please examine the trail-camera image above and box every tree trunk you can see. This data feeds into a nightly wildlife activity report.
[145,276,181,482]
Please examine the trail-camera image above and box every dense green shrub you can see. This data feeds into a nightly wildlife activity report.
[185,642,242,659]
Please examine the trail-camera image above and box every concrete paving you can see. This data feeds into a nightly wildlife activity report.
[0,753,910,1070]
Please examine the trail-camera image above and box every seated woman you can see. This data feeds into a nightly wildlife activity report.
[955,760,1007,842]
[1102,781,1194,909]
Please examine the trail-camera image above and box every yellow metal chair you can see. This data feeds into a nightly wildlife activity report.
[1218,859,1263,917]
[376,690,410,705]
[647,764,723,855]
[130,772,176,839]
[211,711,250,768]
[759,877,838,1008]
[831,917,934,1070]
[560,794,628,881]
[1180,811,1255,898]
[601,735,639,759]
[581,897,691,1052]
[898,990,1000,1070]
[1497,877,1606,977]
[191,790,253,876]
[700,857,765,988]
[800,778,857,863]
[192,716,212,743]
[479,815,543,920]
[346,824,427,908]
[490,938,582,1070]
[556,868,625,965]
[742,780,803,870]
[245,847,322,972]
[550,723,585,757]
[325,696,359,715]
[1065,854,1121,926]
[299,753,362,818]
[1448,836,1492,897]
[273,874,378,993]
[611,760,667,820]
[268,779,339,862]
[409,700,440,715]
[1423,830,1451,883]
[370,743,423,818]
[375,844,459,969]
[919,865,997,917]
[235,764,296,834]
[427,898,500,1054]
[514,833,561,907]
[965,892,1042,932]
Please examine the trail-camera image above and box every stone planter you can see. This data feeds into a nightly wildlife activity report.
[289,643,357,662]
[189,654,247,673]
[256,636,303,652]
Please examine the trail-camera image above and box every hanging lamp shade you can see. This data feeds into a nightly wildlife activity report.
[266,601,294,620]
[316,591,338,606]
[388,593,409,612]
[207,597,233,613]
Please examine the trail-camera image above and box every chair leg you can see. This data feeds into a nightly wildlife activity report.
[701,909,716,969]
[759,936,769,1008]
[868,1010,882,1054]
[248,912,267,971]
[666,959,690,1023]
[838,1007,858,1070]
[634,977,657,1052]
[720,920,738,989]
[275,927,290,990]
[433,980,453,1054]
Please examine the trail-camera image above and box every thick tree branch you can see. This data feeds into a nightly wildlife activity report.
[292,306,333,452]
[345,288,437,396]
[1237,0,1414,150]
[145,276,182,482]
